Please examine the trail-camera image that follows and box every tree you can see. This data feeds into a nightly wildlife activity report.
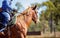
[50,0,60,31]
[15,2,23,11]
[40,0,60,32]
[39,1,57,33]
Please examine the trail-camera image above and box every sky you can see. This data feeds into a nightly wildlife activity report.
[0,0,48,14]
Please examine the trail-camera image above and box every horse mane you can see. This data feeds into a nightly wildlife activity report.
[17,6,37,18]
[20,7,30,15]
[17,7,30,18]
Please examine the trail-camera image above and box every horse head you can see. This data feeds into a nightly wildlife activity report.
[31,5,38,24]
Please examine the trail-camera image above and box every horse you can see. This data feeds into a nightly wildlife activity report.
[0,5,38,38]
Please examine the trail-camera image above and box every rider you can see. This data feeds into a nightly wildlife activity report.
[0,0,13,32]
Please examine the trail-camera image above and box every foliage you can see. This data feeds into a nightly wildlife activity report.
[39,0,60,31]
[15,2,23,11]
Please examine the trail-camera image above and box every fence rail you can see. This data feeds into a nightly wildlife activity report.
[27,31,41,35]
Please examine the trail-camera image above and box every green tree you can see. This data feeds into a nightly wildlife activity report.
[40,0,60,32]
[15,2,23,11]
[50,0,60,31]
[39,1,57,33]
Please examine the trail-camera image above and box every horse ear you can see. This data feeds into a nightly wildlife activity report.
[32,5,37,10]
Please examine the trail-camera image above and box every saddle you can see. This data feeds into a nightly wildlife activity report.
[0,8,2,12]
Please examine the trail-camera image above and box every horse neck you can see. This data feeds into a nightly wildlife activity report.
[24,13,33,27]
[16,8,34,27]
[24,9,34,27]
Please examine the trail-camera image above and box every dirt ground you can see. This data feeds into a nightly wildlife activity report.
[27,32,60,38]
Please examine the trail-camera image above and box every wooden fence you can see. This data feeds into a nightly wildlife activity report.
[27,31,41,35]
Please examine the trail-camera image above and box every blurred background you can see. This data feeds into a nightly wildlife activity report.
[0,0,60,38]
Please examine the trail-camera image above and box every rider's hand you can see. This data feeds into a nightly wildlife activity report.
[12,9,17,12]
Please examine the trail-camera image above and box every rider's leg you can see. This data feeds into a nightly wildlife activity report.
[0,13,5,29]
[0,12,10,32]
[2,12,10,26]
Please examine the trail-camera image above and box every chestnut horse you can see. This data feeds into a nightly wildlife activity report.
[0,6,38,38]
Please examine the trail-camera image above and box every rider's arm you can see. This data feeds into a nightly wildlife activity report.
[7,5,12,12]
[7,1,12,12]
